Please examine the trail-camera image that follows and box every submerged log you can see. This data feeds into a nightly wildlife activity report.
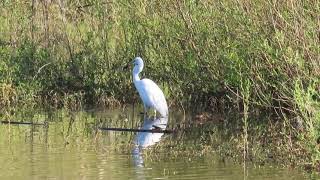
[99,127,174,134]
[1,121,45,126]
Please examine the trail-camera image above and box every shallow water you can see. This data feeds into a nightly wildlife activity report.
[0,108,310,179]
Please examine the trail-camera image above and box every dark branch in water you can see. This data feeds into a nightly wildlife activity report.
[99,127,174,134]
[1,121,45,126]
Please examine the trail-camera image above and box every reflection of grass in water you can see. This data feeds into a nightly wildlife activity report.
[0,107,317,172]
[0,108,206,154]
[135,113,310,170]
[0,108,150,154]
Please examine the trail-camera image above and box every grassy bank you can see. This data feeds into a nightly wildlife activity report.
[0,0,319,170]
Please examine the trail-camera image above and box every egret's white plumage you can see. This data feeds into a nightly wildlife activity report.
[131,57,168,118]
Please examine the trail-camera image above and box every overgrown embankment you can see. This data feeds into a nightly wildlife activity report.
[0,0,319,169]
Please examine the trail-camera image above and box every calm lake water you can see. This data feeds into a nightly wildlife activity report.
[0,107,311,179]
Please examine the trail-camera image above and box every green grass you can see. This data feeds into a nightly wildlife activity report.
[0,0,319,170]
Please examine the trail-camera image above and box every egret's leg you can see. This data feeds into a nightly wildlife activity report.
[153,109,157,120]
[143,106,148,119]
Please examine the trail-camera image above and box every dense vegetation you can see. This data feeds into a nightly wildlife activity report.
[0,0,319,169]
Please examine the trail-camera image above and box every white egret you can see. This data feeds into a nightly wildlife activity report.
[127,57,168,119]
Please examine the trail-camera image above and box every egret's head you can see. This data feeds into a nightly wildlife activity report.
[132,57,144,74]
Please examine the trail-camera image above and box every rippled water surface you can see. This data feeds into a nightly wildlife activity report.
[0,108,310,179]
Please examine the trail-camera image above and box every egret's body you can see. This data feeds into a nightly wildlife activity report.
[131,57,168,118]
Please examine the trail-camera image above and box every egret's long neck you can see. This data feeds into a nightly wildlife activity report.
[133,71,140,83]
[133,65,143,84]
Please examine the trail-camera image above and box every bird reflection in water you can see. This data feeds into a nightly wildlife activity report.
[132,116,168,168]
